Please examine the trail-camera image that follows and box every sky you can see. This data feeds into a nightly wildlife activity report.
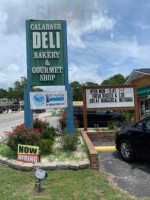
[0,0,150,89]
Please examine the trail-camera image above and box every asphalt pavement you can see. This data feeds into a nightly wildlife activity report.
[0,111,60,140]
[95,141,150,198]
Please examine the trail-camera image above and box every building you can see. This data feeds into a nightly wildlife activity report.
[126,69,150,118]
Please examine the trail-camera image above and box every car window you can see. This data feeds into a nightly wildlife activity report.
[145,119,150,130]
[96,110,107,114]
[87,110,96,114]
[136,122,143,129]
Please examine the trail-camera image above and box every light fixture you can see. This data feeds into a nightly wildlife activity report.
[34,168,48,194]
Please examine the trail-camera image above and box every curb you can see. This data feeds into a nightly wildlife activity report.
[0,155,90,171]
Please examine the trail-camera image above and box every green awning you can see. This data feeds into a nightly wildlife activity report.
[137,86,150,97]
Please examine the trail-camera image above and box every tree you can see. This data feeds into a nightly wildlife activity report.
[101,74,126,85]
[70,81,82,101]
[0,89,8,99]
[33,88,44,92]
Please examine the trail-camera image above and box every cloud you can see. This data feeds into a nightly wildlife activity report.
[69,63,103,84]
[86,38,150,77]
[0,64,26,89]
[2,0,115,48]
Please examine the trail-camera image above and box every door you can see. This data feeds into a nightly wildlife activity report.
[134,118,150,159]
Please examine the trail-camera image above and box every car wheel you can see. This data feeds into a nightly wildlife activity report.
[119,139,135,162]
[112,119,120,127]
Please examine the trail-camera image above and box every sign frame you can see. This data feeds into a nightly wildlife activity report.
[30,90,67,109]
[24,20,74,134]
[82,84,140,131]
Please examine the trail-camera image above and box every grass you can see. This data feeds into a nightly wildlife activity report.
[0,163,134,200]
[44,144,88,162]
[0,143,16,159]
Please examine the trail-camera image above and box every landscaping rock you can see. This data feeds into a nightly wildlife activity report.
[68,162,79,170]
[22,163,33,171]
[0,156,9,165]
[33,163,47,170]
[56,162,68,169]
[7,159,16,168]
[11,161,24,170]
[44,162,56,170]
[79,160,90,169]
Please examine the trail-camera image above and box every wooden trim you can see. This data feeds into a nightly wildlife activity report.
[83,87,87,131]
[134,85,140,122]
[86,107,135,111]
[83,84,134,89]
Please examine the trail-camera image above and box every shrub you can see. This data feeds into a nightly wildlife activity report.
[61,133,78,151]
[123,111,133,121]
[59,113,79,130]
[41,139,53,154]
[59,113,66,130]
[108,121,116,130]
[33,118,49,132]
[41,126,56,141]
[5,124,41,154]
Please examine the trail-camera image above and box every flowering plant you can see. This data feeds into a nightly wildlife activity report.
[5,124,41,153]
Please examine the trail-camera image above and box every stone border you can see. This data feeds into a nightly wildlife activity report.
[0,155,90,171]
[82,131,99,169]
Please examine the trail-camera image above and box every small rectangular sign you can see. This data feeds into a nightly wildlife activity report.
[86,87,135,108]
[30,91,67,109]
[17,144,39,164]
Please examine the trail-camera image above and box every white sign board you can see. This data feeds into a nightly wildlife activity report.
[30,91,67,109]
[86,88,134,108]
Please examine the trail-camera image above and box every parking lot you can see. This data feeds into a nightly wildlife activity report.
[94,141,150,198]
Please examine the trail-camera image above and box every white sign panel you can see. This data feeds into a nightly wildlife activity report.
[86,88,134,108]
[30,91,67,109]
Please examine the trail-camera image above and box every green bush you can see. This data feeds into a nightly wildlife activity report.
[108,121,116,130]
[123,111,133,121]
[61,133,78,151]
[33,118,49,132]
[41,139,53,154]
[41,126,56,141]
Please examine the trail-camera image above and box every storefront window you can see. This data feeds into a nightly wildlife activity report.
[140,99,150,118]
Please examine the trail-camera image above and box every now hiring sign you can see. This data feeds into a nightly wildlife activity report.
[17,144,39,164]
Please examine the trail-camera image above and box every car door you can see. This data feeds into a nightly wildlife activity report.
[87,110,97,127]
[134,118,150,159]
[96,110,107,127]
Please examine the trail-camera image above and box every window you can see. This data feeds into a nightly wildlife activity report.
[146,119,150,130]
[96,110,107,114]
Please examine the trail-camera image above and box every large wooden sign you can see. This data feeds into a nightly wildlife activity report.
[28,20,65,86]
[83,85,139,131]
[86,87,134,108]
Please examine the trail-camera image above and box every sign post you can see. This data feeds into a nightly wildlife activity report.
[24,20,33,128]
[25,20,74,133]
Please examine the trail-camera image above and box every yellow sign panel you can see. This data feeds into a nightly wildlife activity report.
[73,101,83,106]
[18,144,39,155]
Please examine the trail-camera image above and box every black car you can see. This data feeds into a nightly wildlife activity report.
[73,106,125,127]
[115,116,150,162]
